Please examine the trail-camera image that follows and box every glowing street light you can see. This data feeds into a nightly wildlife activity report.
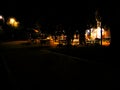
[13,21,19,28]
[0,15,5,24]
[10,18,15,23]
[0,15,3,19]
[7,17,19,28]
[9,18,15,26]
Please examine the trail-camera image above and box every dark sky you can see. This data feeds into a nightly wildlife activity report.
[0,0,119,27]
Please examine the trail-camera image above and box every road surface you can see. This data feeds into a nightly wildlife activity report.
[0,46,112,90]
[0,41,112,90]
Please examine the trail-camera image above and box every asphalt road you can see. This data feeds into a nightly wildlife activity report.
[0,46,112,90]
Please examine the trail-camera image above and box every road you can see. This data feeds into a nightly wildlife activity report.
[0,45,112,90]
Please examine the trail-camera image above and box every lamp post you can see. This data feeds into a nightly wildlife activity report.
[0,15,5,31]
[0,15,5,42]
[7,17,18,40]
[0,15,5,25]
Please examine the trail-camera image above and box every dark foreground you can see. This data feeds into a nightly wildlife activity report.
[0,45,114,90]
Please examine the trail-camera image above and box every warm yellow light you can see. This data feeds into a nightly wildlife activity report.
[102,41,110,46]
[54,42,59,45]
[14,21,19,27]
[7,17,19,28]
[46,37,50,39]
[46,36,53,40]
[9,18,16,25]
[34,29,39,33]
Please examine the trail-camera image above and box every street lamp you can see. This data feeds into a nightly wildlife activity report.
[0,15,4,20]
[7,17,19,28]
[0,15,5,25]
[0,15,3,19]
[0,15,5,31]
[9,18,16,26]
[6,17,20,40]
[13,21,19,28]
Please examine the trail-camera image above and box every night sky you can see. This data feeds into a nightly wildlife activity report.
[0,0,119,28]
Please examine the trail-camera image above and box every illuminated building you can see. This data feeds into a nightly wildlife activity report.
[85,11,111,46]
[71,30,80,46]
